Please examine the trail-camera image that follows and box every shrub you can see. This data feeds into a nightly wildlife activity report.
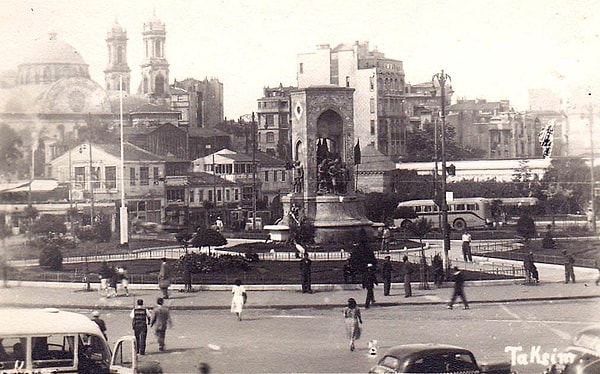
[516,214,536,241]
[39,247,63,270]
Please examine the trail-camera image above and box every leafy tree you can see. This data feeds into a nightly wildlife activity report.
[30,215,67,236]
[175,230,195,252]
[409,217,434,290]
[538,158,590,214]
[348,236,377,281]
[516,213,536,243]
[404,122,484,162]
[0,123,24,179]
[36,235,66,270]
[93,214,112,242]
[364,192,400,224]
[541,183,573,225]
[190,228,227,254]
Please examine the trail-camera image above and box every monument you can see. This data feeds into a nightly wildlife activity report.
[279,86,373,244]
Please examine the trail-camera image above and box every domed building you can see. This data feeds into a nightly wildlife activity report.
[0,31,113,178]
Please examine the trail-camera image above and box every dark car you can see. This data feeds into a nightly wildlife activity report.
[369,343,512,373]
[547,325,600,373]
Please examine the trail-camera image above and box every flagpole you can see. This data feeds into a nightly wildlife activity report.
[119,75,128,247]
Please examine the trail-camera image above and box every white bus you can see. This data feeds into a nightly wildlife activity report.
[395,197,493,231]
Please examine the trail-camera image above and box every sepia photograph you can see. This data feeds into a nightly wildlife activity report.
[0,0,599,372]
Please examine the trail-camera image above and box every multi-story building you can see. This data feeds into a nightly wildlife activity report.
[253,151,289,206]
[256,84,295,157]
[446,99,567,159]
[297,41,406,159]
[47,142,188,227]
[172,78,224,128]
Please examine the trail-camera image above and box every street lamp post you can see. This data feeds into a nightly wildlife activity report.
[432,70,452,273]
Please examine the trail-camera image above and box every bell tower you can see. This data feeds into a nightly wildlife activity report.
[104,20,131,93]
[139,13,170,98]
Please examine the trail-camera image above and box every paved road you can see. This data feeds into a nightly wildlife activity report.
[69,298,598,373]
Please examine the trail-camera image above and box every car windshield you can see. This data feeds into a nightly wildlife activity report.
[378,355,401,370]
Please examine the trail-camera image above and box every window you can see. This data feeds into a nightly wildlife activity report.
[190,189,195,203]
[467,203,479,211]
[75,167,85,185]
[129,168,136,186]
[208,190,213,202]
[370,98,375,113]
[455,204,466,211]
[264,171,269,181]
[282,171,286,182]
[105,166,116,189]
[32,335,76,369]
[266,132,275,143]
[198,190,204,201]
[153,167,160,184]
[225,189,230,201]
[265,115,274,126]
[370,75,375,91]
[217,190,222,202]
[166,189,185,202]
[234,189,239,201]
[1,336,28,369]
[299,62,303,74]
[242,186,254,200]
[370,120,375,135]
[139,167,149,186]
[273,171,278,181]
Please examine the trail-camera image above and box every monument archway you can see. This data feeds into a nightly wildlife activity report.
[316,110,343,164]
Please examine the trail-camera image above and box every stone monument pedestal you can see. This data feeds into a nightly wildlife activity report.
[282,193,373,244]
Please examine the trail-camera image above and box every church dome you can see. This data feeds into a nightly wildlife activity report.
[16,32,90,85]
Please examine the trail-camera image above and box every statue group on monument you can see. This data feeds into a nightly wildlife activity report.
[316,138,350,195]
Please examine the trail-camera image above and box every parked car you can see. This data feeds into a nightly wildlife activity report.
[369,343,512,373]
[0,308,162,373]
[546,324,600,373]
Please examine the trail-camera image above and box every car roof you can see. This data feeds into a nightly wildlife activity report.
[384,343,474,358]
[0,308,103,336]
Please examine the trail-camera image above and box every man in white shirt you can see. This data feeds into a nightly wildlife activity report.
[461,231,472,262]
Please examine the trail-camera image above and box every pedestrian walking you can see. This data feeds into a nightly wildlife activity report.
[563,250,576,283]
[523,251,534,284]
[108,265,119,298]
[363,263,378,308]
[343,259,352,284]
[150,297,173,351]
[91,310,107,340]
[130,299,151,355]
[98,261,111,296]
[380,227,391,253]
[432,253,444,287]
[382,256,392,296]
[461,230,473,262]
[343,298,363,352]
[118,266,129,296]
[231,278,247,321]
[447,266,469,310]
[158,257,171,299]
[401,255,413,297]
[299,252,312,293]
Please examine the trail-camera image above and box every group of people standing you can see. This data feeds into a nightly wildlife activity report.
[98,261,129,297]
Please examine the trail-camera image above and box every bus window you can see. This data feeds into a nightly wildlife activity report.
[415,206,422,213]
[455,204,466,211]
[467,203,478,211]
[424,205,433,212]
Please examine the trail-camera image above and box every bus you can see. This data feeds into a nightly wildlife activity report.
[394,197,493,231]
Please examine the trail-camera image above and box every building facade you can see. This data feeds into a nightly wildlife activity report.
[297,41,406,159]
[256,84,295,157]
[173,78,224,128]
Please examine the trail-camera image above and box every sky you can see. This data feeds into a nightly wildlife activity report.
[1,0,600,122]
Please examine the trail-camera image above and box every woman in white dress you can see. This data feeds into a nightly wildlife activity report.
[231,278,247,321]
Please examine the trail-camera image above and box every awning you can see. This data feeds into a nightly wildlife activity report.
[0,179,60,193]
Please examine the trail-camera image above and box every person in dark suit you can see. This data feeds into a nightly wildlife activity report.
[447,267,469,310]
[382,256,392,296]
[299,252,312,293]
[363,263,378,308]
[401,255,413,297]
[130,299,151,354]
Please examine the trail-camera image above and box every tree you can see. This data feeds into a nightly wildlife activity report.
[539,158,590,214]
[541,183,573,225]
[404,122,484,162]
[0,123,24,179]
[30,215,67,236]
[516,213,536,244]
[409,217,434,290]
[364,193,400,224]
[190,228,227,254]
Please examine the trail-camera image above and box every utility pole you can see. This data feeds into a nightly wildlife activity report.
[252,112,257,230]
[588,104,597,233]
[432,70,452,274]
